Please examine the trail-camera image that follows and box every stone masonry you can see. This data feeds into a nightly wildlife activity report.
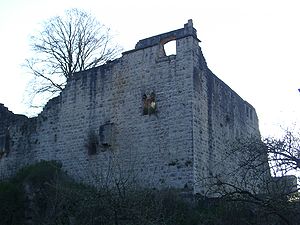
[0,20,260,194]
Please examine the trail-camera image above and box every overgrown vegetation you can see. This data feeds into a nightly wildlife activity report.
[2,130,300,225]
[0,181,24,225]
[202,130,300,225]
[0,160,299,225]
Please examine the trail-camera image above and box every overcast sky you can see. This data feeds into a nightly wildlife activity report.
[0,0,299,137]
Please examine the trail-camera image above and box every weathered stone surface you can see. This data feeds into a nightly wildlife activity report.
[0,20,260,194]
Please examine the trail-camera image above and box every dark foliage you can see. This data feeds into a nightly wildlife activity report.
[0,160,299,225]
[0,182,25,225]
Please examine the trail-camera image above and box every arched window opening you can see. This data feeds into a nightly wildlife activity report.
[163,40,176,56]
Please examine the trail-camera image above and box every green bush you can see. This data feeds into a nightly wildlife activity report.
[13,160,62,185]
[0,182,25,225]
[0,160,299,225]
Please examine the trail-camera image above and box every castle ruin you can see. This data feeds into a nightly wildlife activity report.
[0,20,260,194]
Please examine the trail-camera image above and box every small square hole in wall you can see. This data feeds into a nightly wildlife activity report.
[143,92,157,115]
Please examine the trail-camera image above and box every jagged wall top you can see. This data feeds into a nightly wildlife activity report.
[0,104,27,135]
[134,19,199,50]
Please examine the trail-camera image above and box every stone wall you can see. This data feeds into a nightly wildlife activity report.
[0,103,33,178]
[0,20,260,194]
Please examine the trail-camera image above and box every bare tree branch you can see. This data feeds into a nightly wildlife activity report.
[24,8,122,114]
[200,130,300,225]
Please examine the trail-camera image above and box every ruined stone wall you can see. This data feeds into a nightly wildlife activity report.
[25,31,196,189]
[0,104,34,178]
[0,22,198,189]
[0,20,260,193]
[191,40,260,194]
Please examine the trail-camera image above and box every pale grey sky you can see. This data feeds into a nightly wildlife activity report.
[0,0,300,137]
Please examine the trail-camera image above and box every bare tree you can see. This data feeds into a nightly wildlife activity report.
[266,130,300,176]
[25,8,122,110]
[202,131,300,225]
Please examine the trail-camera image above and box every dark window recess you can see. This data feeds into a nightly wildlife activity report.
[85,130,99,155]
[99,123,113,146]
[143,92,157,115]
